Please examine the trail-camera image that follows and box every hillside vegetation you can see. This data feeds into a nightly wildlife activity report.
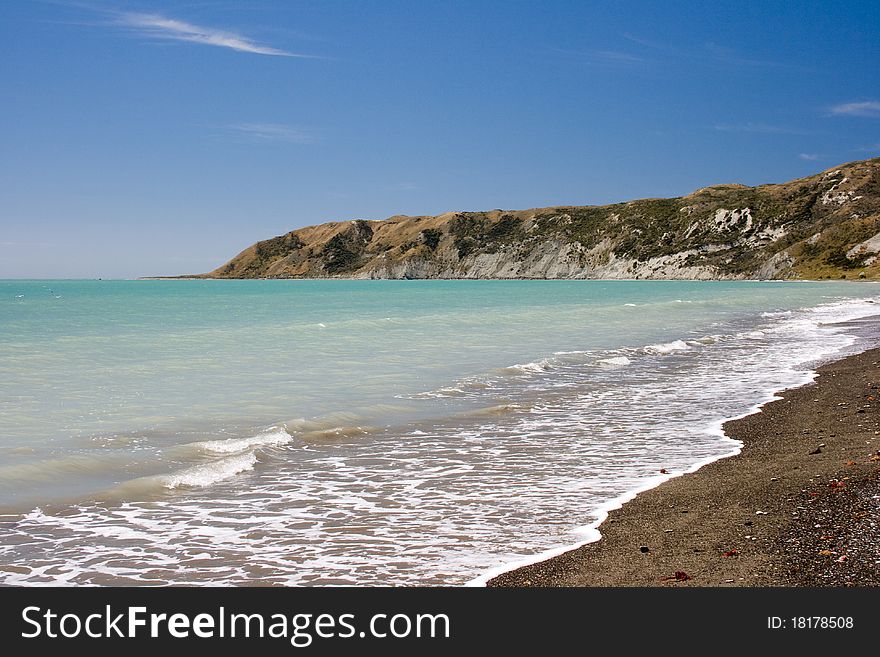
[194,158,880,281]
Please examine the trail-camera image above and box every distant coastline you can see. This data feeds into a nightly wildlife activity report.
[174,158,880,283]
[139,275,878,283]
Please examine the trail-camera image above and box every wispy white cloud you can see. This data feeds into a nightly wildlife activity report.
[714,122,808,135]
[225,123,316,143]
[550,47,649,66]
[113,12,317,58]
[798,153,820,161]
[617,34,803,70]
[593,49,648,64]
[620,32,666,49]
[830,101,880,118]
[704,42,792,69]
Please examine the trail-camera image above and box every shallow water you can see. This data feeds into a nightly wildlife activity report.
[1,279,878,584]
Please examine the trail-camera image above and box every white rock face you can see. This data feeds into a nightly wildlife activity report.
[712,208,753,232]
[746,225,787,246]
[822,190,861,205]
[755,250,795,279]
[359,239,747,280]
[821,176,864,205]
[846,231,880,260]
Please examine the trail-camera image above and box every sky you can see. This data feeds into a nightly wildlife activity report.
[1,0,879,278]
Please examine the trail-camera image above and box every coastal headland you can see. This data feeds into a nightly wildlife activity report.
[178,158,880,282]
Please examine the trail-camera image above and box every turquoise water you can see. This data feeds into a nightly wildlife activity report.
[1,279,879,585]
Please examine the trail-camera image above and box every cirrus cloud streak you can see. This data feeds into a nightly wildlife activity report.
[114,12,318,58]
[830,101,880,118]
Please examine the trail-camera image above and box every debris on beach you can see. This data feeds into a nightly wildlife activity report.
[662,571,692,581]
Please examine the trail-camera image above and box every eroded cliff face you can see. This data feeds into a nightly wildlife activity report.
[198,158,880,280]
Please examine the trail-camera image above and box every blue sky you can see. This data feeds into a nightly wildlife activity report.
[1,1,878,278]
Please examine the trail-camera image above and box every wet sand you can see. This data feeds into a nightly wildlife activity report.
[489,344,880,587]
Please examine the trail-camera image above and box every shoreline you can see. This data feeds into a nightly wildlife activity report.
[138,276,878,283]
[487,335,880,587]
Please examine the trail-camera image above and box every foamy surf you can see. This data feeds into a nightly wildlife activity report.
[191,428,292,454]
[162,452,258,489]
[504,359,554,374]
[466,299,880,587]
[644,339,690,354]
[465,439,743,587]
[299,425,375,442]
[597,356,631,366]
[4,280,880,587]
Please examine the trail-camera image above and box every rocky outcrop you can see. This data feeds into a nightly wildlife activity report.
[195,158,880,280]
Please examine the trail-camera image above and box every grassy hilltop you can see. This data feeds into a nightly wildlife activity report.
[192,158,880,281]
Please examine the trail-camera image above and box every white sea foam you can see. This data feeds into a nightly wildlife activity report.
[161,452,258,489]
[4,283,880,588]
[467,297,880,586]
[409,386,466,399]
[193,428,292,454]
[507,359,554,374]
[597,356,631,366]
[644,339,690,354]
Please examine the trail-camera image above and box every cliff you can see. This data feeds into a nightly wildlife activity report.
[197,158,880,280]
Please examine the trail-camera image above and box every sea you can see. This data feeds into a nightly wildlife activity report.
[1,279,879,586]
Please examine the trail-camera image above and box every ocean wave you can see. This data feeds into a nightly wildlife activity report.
[597,356,631,366]
[0,454,122,483]
[191,428,292,454]
[503,359,555,375]
[408,385,468,399]
[299,425,375,442]
[6,288,880,586]
[643,339,690,355]
[455,403,525,418]
[161,452,258,489]
[690,334,729,345]
[188,428,293,454]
